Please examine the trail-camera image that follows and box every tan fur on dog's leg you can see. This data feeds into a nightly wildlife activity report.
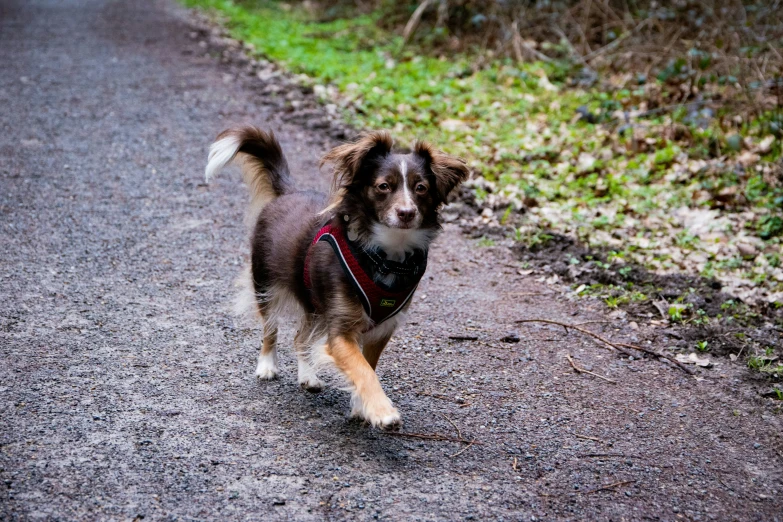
[327,335,400,429]
[255,320,279,380]
[362,331,393,371]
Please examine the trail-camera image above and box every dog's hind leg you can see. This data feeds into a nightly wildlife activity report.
[295,316,324,393]
[254,311,279,380]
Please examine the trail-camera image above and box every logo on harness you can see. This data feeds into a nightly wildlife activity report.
[379,298,396,307]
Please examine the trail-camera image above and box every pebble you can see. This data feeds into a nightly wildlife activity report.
[501,332,520,343]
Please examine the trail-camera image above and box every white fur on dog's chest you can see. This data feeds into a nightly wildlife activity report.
[367,223,436,262]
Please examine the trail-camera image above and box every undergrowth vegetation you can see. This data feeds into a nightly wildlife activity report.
[182,0,783,313]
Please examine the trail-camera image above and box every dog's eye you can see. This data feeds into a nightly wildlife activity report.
[377,183,391,192]
[415,183,428,194]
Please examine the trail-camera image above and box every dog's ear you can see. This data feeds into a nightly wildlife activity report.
[321,131,393,189]
[414,141,470,203]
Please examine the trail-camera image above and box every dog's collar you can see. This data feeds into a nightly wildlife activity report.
[303,222,427,327]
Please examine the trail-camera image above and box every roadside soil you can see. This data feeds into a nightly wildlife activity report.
[1,0,781,520]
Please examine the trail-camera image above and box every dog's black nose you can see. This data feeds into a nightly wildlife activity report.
[397,208,415,223]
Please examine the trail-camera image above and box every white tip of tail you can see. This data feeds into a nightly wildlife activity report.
[205,135,242,182]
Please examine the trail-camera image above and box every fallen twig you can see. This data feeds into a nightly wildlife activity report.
[418,391,448,399]
[401,0,432,48]
[511,20,553,63]
[583,480,636,495]
[614,342,694,375]
[583,16,652,62]
[440,413,463,440]
[448,335,479,341]
[381,431,482,445]
[575,433,607,444]
[552,25,597,80]
[516,319,631,355]
[417,391,468,406]
[573,320,611,326]
[449,439,477,458]
[512,456,518,471]
[566,354,617,384]
[515,318,693,375]
[579,453,644,459]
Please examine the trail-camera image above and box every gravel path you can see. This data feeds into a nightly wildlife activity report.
[1,1,781,520]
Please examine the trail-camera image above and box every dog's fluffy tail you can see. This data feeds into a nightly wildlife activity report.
[205,126,293,224]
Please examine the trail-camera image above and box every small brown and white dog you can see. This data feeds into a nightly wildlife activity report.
[205,127,469,429]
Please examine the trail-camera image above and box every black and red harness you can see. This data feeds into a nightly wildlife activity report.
[303,222,428,327]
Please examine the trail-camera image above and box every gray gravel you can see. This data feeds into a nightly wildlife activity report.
[1,1,782,520]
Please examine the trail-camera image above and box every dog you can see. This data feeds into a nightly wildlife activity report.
[205,127,469,428]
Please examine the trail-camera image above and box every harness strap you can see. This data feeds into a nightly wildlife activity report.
[304,224,419,327]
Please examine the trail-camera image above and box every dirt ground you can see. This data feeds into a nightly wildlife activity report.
[1,1,782,520]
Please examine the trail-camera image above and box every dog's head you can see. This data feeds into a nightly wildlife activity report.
[322,132,470,254]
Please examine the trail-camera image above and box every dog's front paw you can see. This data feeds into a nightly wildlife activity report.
[351,393,402,430]
[375,409,402,430]
[254,353,279,380]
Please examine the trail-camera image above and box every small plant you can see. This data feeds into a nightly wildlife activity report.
[696,340,709,352]
[675,231,699,249]
[500,205,513,225]
[693,309,709,326]
[668,304,687,322]
[527,231,554,248]
[477,236,496,247]
[747,348,783,376]
[757,215,783,240]
[748,355,766,370]
[605,296,620,308]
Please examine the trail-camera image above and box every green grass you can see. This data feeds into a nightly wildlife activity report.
[476,236,496,248]
[184,0,783,305]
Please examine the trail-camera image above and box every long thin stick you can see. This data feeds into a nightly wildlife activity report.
[614,342,694,375]
[575,433,606,444]
[440,413,463,440]
[583,480,636,495]
[418,391,469,406]
[401,0,432,47]
[516,318,693,375]
[449,439,477,458]
[566,354,617,384]
[583,17,651,62]
[580,453,644,459]
[448,335,479,341]
[381,432,482,445]
[511,20,553,63]
[516,319,631,355]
